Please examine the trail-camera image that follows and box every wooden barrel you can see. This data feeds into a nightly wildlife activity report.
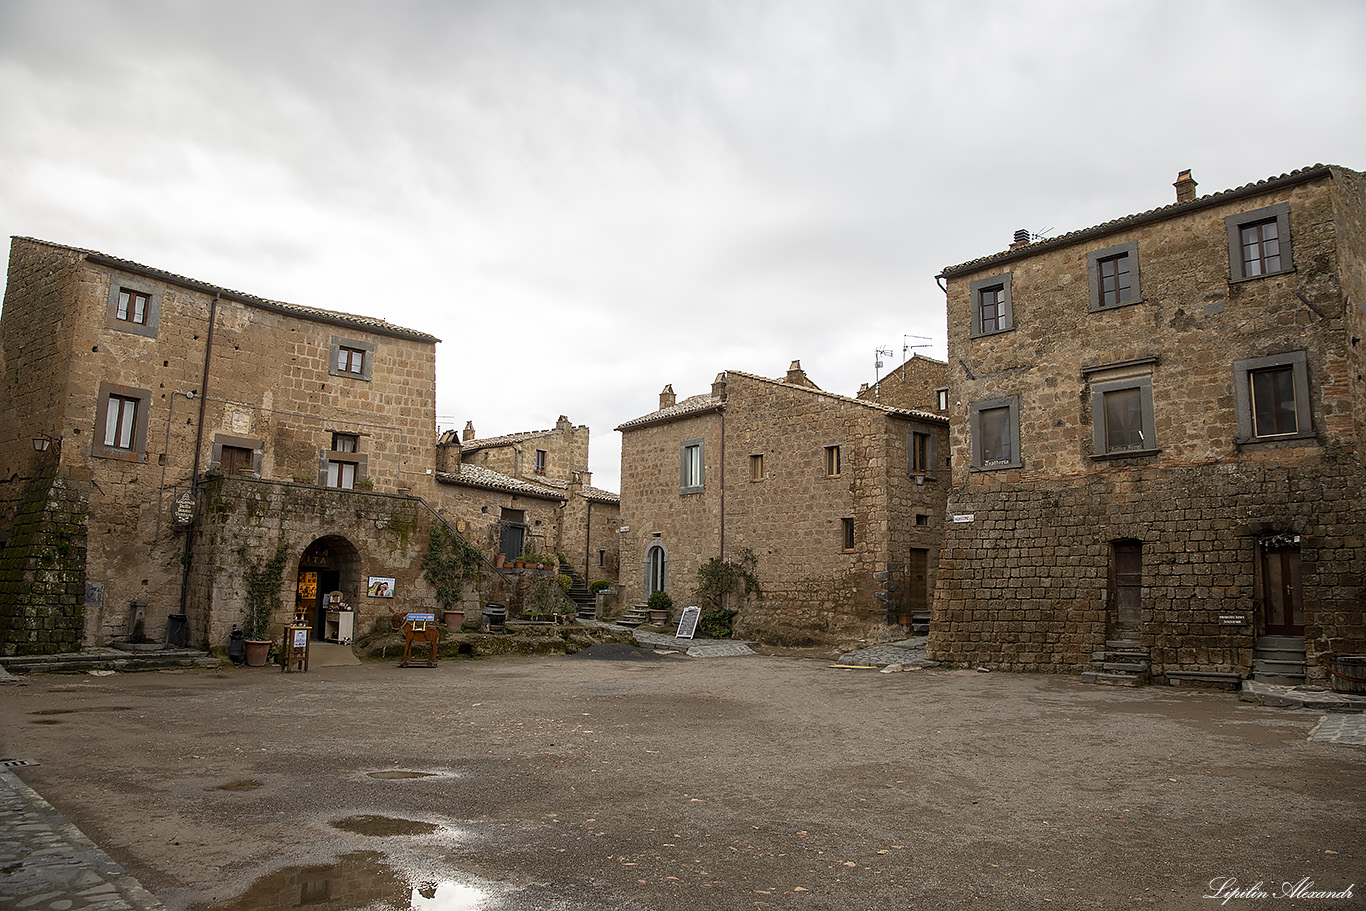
[1329,655,1366,695]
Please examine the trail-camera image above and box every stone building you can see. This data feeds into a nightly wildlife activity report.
[433,418,620,583]
[929,165,1366,686]
[0,238,501,654]
[617,361,949,643]
[857,352,950,413]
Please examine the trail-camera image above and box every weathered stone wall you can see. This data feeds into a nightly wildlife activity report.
[0,462,89,655]
[858,354,949,413]
[582,496,621,583]
[429,480,564,564]
[618,409,723,607]
[932,169,1366,679]
[188,477,507,648]
[619,371,949,643]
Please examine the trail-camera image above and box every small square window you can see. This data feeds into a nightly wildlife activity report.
[1233,351,1312,444]
[328,336,375,381]
[326,460,357,489]
[331,433,358,453]
[116,289,150,325]
[915,514,929,526]
[750,453,764,481]
[824,445,841,477]
[336,346,365,375]
[1226,203,1293,282]
[841,518,855,551]
[969,273,1013,337]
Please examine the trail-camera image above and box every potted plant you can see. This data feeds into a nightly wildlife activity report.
[243,544,289,667]
[646,590,674,624]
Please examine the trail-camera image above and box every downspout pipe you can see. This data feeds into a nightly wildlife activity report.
[718,410,725,561]
[179,293,220,620]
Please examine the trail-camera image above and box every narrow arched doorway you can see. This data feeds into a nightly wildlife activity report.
[297,535,362,640]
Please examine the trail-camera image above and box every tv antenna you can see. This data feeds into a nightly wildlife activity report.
[902,334,931,360]
[874,346,894,386]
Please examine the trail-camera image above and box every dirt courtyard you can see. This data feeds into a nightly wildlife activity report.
[2,652,1361,910]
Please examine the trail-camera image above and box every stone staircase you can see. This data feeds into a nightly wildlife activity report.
[911,611,931,635]
[558,563,598,620]
[1082,639,1150,686]
[0,646,221,675]
[616,606,650,628]
[1252,635,1307,686]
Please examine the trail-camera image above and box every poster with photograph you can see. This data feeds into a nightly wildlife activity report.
[367,576,395,598]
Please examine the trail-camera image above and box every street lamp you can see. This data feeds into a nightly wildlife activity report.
[32,435,51,452]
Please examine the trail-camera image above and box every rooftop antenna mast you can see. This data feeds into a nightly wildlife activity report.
[903,334,931,360]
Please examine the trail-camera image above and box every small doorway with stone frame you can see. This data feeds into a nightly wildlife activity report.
[297,535,361,640]
[1258,535,1305,636]
[1108,539,1143,641]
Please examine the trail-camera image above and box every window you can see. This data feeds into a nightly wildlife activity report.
[211,435,262,477]
[321,432,366,487]
[824,445,841,477]
[104,279,161,337]
[915,514,929,526]
[336,346,365,375]
[328,336,375,381]
[969,272,1013,337]
[841,518,855,552]
[116,289,149,324]
[1089,377,1156,457]
[105,396,138,449]
[680,440,703,494]
[326,461,357,489]
[535,449,548,474]
[909,429,937,478]
[1233,350,1313,443]
[93,382,151,461]
[598,550,606,568]
[750,453,764,481]
[1225,203,1293,282]
[968,395,1021,470]
[1087,241,1141,311]
[935,388,949,411]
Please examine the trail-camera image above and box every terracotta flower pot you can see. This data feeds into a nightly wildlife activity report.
[444,610,465,632]
[244,639,272,667]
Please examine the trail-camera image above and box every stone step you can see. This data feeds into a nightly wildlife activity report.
[1255,672,1308,686]
[1253,658,1307,675]
[1166,670,1243,689]
[0,648,222,675]
[1256,635,1306,650]
[616,609,650,628]
[1081,670,1144,687]
[1091,650,1151,663]
[1094,661,1149,674]
[1253,647,1307,662]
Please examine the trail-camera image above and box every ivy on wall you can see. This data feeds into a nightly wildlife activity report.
[421,524,484,612]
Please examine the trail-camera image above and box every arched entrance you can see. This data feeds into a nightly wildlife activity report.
[643,540,667,597]
[296,535,362,640]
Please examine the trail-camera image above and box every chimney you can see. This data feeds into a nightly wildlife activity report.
[659,384,676,409]
[462,420,475,442]
[1174,169,1198,204]
[556,414,572,432]
[711,372,728,399]
[786,359,807,384]
[1010,228,1030,250]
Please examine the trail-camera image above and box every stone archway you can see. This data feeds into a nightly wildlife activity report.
[296,535,362,640]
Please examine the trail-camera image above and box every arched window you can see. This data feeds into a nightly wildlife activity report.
[644,542,667,595]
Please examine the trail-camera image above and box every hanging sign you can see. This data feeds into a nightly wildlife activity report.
[174,492,196,526]
[676,606,701,640]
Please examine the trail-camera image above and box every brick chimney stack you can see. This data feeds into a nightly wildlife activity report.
[786,360,807,384]
[1174,169,1198,203]
[462,420,475,442]
[659,384,676,409]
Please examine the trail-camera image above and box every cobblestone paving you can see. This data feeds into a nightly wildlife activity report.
[1308,714,1366,745]
[836,637,936,668]
[630,628,757,656]
[0,771,165,911]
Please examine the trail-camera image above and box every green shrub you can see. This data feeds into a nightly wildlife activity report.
[700,607,737,639]
[556,573,573,594]
[646,590,674,613]
[589,579,612,593]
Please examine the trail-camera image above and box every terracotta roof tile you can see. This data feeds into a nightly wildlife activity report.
[434,464,567,501]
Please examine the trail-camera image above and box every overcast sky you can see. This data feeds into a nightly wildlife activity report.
[2,0,1363,491]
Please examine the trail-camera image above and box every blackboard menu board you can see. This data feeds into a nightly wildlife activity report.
[676,606,701,639]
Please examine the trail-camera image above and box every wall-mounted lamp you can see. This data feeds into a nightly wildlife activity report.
[32,435,52,452]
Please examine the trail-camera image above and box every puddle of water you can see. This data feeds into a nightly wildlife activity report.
[368,770,437,780]
[213,779,264,792]
[331,814,441,837]
[29,706,136,715]
[30,719,61,725]
[193,850,488,911]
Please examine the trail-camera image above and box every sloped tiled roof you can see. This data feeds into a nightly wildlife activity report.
[15,236,439,343]
[615,392,725,431]
[938,164,1344,279]
[582,485,620,505]
[434,464,567,501]
[458,427,559,452]
[616,371,946,432]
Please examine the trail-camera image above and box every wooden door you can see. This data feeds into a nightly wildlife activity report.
[906,548,929,612]
[1262,546,1304,635]
[222,446,253,476]
[1112,542,1142,639]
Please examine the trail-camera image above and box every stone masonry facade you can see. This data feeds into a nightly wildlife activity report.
[618,362,948,644]
[930,165,1366,683]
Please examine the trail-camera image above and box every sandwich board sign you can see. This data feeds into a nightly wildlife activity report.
[676,606,701,640]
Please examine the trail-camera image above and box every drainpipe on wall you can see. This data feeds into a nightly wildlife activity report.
[178,293,220,621]
[718,409,725,561]
[584,499,592,583]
